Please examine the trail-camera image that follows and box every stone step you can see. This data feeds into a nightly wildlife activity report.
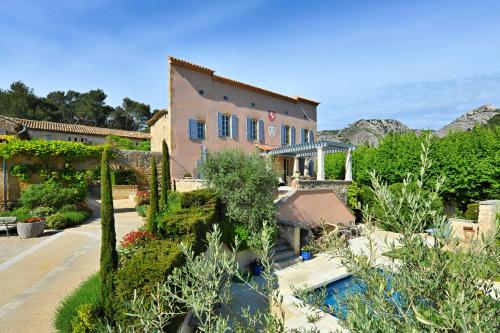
[273,249,296,261]
[274,256,303,270]
[272,243,290,252]
[274,238,288,246]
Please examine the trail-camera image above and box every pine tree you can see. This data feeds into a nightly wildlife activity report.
[100,149,118,322]
[159,140,171,211]
[147,157,159,235]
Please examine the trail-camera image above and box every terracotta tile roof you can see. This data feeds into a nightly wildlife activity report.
[168,56,320,106]
[6,116,150,140]
[255,143,279,152]
[146,109,168,127]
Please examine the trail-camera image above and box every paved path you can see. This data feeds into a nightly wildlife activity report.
[0,198,142,333]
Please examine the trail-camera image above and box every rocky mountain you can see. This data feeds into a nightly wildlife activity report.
[319,104,499,146]
[436,104,499,137]
[319,119,410,146]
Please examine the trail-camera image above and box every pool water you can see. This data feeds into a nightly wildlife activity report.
[320,275,365,318]
[317,273,404,319]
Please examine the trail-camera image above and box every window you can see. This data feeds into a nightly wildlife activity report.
[284,125,291,145]
[68,137,71,141]
[198,90,204,95]
[196,121,205,139]
[303,129,310,143]
[189,119,205,140]
[285,110,289,115]
[251,102,256,107]
[223,96,228,101]
[248,118,258,140]
[221,114,231,137]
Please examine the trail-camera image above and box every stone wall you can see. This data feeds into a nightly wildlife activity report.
[449,200,499,241]
[174,178,206,192]
[296,180,351,205]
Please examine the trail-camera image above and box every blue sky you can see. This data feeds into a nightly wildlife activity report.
[1,0,500,130]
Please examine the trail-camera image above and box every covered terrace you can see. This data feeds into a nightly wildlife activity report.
[267,140,355,181]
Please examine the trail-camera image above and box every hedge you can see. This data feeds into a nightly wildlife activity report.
[114,239,184,326]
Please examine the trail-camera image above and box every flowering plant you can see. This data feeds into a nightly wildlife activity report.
[120,230,156,248]
[23,217,45,223]
[135,191,150,205]
[118,230,156,263]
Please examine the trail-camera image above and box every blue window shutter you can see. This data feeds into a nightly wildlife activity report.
[309,130,314,142]
[246,117,252,141]
[280,124,285,145]
[291,127,296,145]
[300,128,306,144]
[217,112,223,137]
[309,159,314,176]
[232,115,238,139]
[258,119,265,143]
[188,119,197,139]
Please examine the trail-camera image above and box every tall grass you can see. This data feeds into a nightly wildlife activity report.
[54,273,100,332]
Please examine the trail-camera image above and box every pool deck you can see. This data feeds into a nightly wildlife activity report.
[276,229,402,332]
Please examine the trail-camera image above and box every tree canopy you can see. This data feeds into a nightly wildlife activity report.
[0,81,156,131]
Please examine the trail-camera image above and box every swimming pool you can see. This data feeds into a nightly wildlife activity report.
[316,273,403,319]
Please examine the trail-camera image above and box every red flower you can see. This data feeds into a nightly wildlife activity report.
[120,230,156,248]
[23,217,45,223]
[135,191,150,205]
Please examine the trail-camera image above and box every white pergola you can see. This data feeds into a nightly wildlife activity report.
[267,140,355,181]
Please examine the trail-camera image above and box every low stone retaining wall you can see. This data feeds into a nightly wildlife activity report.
[174,179,206,193]
[296,180,351,205]
[89,184,138,200]
[448,200,499,241]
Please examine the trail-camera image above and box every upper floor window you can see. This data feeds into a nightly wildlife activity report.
[248,118,258,140]
[221,114,230,137]
[284,125,291,145]
[189,119,205,140]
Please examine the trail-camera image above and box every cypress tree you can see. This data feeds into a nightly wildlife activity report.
[159,140,171,211]
[100,149,118,322]
[147,157,159,235]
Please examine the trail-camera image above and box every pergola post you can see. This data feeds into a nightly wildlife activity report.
[304,157,310,177]
[345,148,352,181]
[317,147,325,180]
[293,156,300,177]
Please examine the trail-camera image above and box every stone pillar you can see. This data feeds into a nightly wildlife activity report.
[293,156,300,177]
[317,147,325,180]
[345,148,353,181]
[478,200,500,239]
[292,225,301,255]
[304,157,310,177]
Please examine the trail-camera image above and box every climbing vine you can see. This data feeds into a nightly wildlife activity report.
[0,138,106,161]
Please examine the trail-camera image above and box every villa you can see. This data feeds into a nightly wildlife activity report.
[148,56,321,182]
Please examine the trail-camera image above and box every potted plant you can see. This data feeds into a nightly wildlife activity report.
[300,243,315,261]
[249,258,264,276]
[17,217,46,239]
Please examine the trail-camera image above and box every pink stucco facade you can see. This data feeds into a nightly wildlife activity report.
[150,57,319,179]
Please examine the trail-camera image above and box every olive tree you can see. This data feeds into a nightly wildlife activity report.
[200,149,279,232]
[326,136,500,333]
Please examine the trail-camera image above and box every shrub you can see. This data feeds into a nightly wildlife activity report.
[180,189,217,209]
[464,203,479,220]
[54,273,100,333]
[46,210,91,229]
[0,207,31,220]
[70,303,98,333]
[30,206,56,218]
[135,204,148,217]
[114,240,184,325]
[20,181,86,209]
[157,206,216,254]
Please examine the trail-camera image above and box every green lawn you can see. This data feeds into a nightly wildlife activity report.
[54,273,100,332]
